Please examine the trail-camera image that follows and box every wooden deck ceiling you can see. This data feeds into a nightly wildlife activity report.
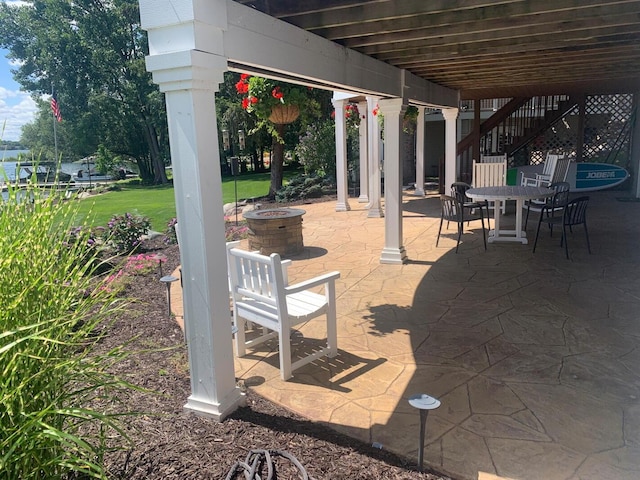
[235,0,640,100]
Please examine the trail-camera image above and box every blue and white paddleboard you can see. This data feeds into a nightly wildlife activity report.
[508,162,629,192]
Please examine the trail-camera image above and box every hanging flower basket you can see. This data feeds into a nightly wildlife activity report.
[269,104,300,124]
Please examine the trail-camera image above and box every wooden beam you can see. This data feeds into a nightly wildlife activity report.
[328,1,640,45]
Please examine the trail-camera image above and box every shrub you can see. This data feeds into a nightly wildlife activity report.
[295,120,336,177]
[165,217,178,245]
[103,212,151,254]
[275,174,333,203]
[0,183,132,479]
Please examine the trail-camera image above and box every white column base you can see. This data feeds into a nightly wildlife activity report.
[358,194,369,203]
[335,202,351,212]
[414,187,425,197]
[380,246,407,264]
[367,207,384,218]
[184,390,246,421]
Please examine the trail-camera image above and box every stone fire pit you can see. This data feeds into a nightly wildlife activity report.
[243,208,305,256]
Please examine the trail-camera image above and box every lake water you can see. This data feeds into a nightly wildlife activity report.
[0,158,81,202]
[0,159,79,181]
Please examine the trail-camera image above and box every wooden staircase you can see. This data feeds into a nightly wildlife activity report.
[457,95,579,181]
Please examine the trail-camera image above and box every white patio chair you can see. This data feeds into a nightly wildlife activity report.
[472,159,507,214]
[521,153,566,187]
[228,247,339,380]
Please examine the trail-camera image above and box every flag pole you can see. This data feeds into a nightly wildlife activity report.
[51,86,59,164]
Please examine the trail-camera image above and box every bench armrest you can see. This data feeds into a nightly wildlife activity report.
[285,271,340,295]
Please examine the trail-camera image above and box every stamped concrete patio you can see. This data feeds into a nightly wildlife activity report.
[173,189,640,480]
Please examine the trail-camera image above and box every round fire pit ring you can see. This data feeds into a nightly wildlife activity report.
[243,208,306,256]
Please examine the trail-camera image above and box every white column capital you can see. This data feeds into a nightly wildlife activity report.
[145,50,227,92]
[442,107,459,122]
[331,97,349,108]
[378,97,407,117]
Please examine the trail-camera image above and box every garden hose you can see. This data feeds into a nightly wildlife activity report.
[225,449,311,480]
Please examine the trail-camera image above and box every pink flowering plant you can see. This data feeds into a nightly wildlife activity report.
[103,213,151,254]
[225,217,250,241]
[102,253,163,293]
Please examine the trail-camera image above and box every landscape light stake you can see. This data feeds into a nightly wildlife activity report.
[408,393,441,472]
[160,275,179,317]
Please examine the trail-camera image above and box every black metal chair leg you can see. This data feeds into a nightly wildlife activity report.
[480,210,487,250]
[533,215,544,253]
[584,224,591,254]
[562,224,569,259]
[436,216,444,247]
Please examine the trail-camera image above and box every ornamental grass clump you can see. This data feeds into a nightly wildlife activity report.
[103,212,151,254]
[0,184,132,479]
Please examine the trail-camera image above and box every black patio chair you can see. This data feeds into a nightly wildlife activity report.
[451,181,490,230]
[436,194,487,253]
[533,195,591,259]
[524,181,570,230]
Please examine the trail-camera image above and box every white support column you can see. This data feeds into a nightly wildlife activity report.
[379,98,408,264]
[414,106,426,196]
[442,107,459,193]
[144,49,244,421]
[332,98,351,212]
[357,100,369,203]
[631,93,640,199]
[367,96,384,217]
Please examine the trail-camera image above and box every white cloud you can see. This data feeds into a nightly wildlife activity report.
[0,86,38,141]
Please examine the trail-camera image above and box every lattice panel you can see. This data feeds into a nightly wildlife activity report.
[527,104,579,166]
[525,94,633,166]
[582,94,633,167]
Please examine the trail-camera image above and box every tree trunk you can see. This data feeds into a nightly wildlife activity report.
[269,124,286,198]
[144,123,168,184]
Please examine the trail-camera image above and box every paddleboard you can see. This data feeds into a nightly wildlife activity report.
[508,162,629,192]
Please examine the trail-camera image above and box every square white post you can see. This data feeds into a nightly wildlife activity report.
[332,98,351,212]
[414,106,426,196]
[379,98,407,264]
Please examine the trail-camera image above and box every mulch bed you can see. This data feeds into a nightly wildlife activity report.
[98,235,453,480]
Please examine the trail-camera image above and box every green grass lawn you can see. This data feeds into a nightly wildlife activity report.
[73,171,289,231]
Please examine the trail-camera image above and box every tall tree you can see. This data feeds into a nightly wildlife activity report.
[0,0,169,184]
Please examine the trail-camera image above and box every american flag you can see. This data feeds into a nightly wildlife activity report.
[51,91,62,122]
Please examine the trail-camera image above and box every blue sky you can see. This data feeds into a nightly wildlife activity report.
[1,1,40,142]
[0,47,39,142]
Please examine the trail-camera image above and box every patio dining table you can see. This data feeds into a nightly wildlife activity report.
[466,185,554,244]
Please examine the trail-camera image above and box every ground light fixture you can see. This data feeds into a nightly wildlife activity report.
[408,393,441,472]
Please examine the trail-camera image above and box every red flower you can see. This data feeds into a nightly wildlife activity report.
[272,87,283,100]
[235,80,249,94]
[240,73,250,80]
[372,105,379,116]
[242,97,250,109]
[250,96,258,104]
